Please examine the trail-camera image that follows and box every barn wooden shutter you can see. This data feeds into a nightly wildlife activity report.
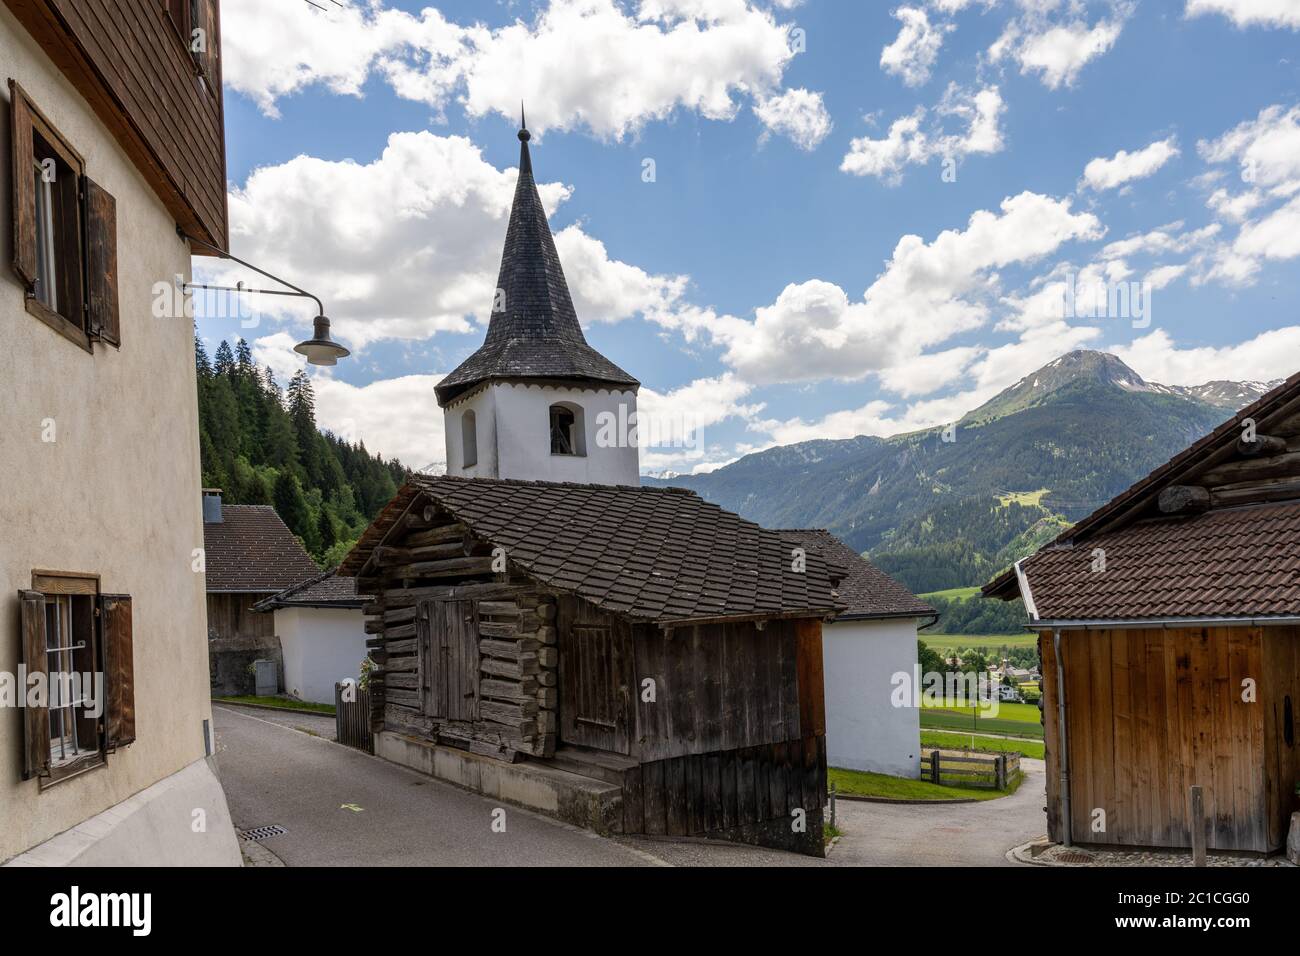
[19,590,49,780]
[198,0,220,86]
[8,79,37,289]
[100,594,135,749]
[83,178,120,346]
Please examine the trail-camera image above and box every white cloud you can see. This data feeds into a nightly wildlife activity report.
[880,6,954,87]
[700,191,1102,386]
[1099,222,1219,259]
[1195,104,1300,284]
[1197,104,1300,193]
[637,373,762,472]
[1185,0,1300,29]
[990,3,1131,89]
[1112,327,1300,386]
[1206,187,1265,222]
[215,130,687,351]
[222,0,823,148]
[1081,137,1180,191]
[840,84,1004,183]
[752,88,833,150]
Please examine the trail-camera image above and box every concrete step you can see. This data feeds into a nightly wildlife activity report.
[375,731,624,834]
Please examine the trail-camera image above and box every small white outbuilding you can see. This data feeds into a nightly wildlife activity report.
[254,570,372,705]
[781,530,936,779]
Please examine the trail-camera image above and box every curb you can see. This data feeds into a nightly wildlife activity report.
[212,699,336,718]
[833,793,980,805]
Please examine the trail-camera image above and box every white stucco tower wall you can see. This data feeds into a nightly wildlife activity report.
[444,382,639,485]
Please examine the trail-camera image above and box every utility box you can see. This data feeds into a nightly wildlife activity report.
[253,659,277,697]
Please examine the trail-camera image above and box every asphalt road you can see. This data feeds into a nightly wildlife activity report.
[212,704,662,866]
[214,703,1044,867]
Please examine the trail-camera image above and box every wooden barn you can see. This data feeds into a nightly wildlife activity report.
[984,370,1300,855]
[339,475,841,855]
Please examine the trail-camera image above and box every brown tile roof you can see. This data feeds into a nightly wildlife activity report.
[1009,502,1300,622]
[982,366,1300,621]
[203,505,321,593]
[778,530,934,621]
[340,476,841,624]
[253,569,371,611]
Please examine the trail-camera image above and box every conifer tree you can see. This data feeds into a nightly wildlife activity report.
[213,340,235,377]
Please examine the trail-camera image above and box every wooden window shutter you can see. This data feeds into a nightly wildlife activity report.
[100,594,135,749]
[18,590,50,780]
[8,79,37,289]
[200,0,220,85]
[84,177,120,347]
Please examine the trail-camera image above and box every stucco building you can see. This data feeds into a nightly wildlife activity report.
[1,0,238,865]
[781,530,934,778]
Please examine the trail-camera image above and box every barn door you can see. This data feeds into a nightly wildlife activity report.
[558,600,632,754]
[418,599,478,721]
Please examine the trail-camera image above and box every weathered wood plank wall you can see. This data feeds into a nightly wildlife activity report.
[1042,626,1276,852]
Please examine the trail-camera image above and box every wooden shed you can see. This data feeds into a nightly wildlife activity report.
[984,371,1300,854]
[339,475,841,855]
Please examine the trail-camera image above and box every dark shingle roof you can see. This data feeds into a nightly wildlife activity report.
[203,505,321,593]
[340,476,840,624]
[253,568,371,611]
[1007,502,1300,621]
[434,129,638,406]
[779,530,934,621]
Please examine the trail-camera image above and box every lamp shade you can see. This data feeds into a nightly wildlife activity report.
[294,314,350,366]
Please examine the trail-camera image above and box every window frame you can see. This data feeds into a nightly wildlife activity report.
[461,409,478,468]
[21,104,89,353]
[163,0,220,94]
[29,570,106,788]
[549,403,587,457]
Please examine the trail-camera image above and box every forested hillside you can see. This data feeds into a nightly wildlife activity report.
[196,335,409,566]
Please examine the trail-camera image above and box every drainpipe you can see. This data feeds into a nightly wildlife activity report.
[1053,627,1071,847]
[1015,560,1071,847]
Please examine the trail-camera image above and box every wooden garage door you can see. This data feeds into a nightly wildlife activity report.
[558,601,632,754]
[417,599,479,721]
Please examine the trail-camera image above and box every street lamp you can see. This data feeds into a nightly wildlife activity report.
[177,228,351,366]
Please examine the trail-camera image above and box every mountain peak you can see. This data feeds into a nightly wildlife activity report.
[963,350,1154,424]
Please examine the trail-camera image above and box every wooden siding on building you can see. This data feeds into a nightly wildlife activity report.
[5,0,227,246]
[1040,625,1299,853]
[206,593,275,641]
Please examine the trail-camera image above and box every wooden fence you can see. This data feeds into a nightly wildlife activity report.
[335,682,373,754]
[922,750,1019,790]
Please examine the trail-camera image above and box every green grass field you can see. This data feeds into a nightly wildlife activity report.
[920,730,1045,760]
[213,695,336,715]
[919,698,1043,739]
[920,632,1038,652]
[828,766,1022,801]
[918,586,981,601]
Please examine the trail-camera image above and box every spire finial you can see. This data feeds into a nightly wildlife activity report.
[519,101,530,142]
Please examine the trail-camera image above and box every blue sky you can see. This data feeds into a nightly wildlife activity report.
[200,0,1300,473]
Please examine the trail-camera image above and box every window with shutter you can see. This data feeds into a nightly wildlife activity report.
[7,79,121,353]
[101,594,136,749]
[17,574,133,786]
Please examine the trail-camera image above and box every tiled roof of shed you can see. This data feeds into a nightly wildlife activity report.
[253,568,371,611]
[435,124,637,406]
[1008,501,1300,621]
[203,505,321,593]
[779,530,934,621]
[340,476,841,624]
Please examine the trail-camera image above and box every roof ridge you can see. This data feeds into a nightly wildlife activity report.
[413,473,699,497]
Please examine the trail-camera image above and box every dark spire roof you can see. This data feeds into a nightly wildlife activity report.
[435,117,639,406]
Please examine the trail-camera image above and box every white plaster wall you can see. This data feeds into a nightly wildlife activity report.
[276,607,368,704]
[823,617,923,777]
[444,382,640,485]
[0,10,218,862]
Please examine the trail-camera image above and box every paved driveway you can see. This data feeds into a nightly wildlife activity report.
[215,704,1044,866]
[212,704,661,867]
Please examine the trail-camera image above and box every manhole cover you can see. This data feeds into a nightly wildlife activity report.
[1057,851,1095,864]
[240,825,287,842]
